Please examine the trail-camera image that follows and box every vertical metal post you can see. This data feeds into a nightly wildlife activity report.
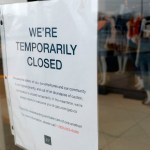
[0,7,6,150]
[0,103,6,150]
[141,0,143,16]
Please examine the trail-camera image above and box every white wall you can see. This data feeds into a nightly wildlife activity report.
[0,0,27,5]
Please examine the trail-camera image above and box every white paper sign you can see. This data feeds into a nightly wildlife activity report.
[1,1,98,150]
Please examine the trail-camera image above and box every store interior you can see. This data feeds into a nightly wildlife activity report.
[98,0,150,100]
[98,0,150,150]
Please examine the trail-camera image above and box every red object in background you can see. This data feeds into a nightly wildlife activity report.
[98,20,107,31]
[134,17,141,36]
[128,18,135,39]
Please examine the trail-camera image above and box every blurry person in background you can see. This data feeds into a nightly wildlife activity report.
[98,15,111,85]
[115,0,131,74]
[126,14,143,90]
[136,17,150,104]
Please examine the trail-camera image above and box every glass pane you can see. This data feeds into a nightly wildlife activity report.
[99,0,150,150]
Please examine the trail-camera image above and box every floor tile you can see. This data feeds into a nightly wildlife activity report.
[100,105,137,136]
[139,116,150,137]
[99,94,150,150]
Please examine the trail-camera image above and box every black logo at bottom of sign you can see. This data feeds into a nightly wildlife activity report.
[44,135,52,145]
